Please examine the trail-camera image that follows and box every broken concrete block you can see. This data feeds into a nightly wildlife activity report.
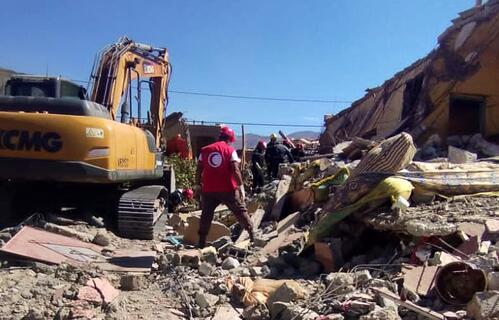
[479,241,492,255]
[43,223,93,242]
[354,270,372,284]
[325,272,355,295]
[359,307,400,320]
[200,246,218,264]
[222,257,240,270]
[467,291,499,320]
[448,145,477,164]
[92,230,110,247]
[119,274,146,291]
[211,304,240,320]
[182,215,231,245]
[173,249,200,267]
[488,272,499,290]
[470,133,499,157]
[88,278,119,304]
[345,301,376,317]
[152,243,164,253]
[198,262,215,276]
[266,282,301,307]
[195,291,219,308]
[270,175,292,220]
[271,302,319,320]
[77,286,102,305]
[485,219,499,234]
[402,264,439,297]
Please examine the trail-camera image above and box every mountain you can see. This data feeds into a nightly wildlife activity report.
[288,131,320,140]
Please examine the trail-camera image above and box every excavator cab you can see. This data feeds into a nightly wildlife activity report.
[5,76,87,100]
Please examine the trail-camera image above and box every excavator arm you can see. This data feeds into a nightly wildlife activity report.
[89,37,171,149]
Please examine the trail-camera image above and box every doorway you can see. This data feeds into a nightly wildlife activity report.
[448,95,485,136]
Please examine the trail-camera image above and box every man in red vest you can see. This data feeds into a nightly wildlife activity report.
[196,126,254,248]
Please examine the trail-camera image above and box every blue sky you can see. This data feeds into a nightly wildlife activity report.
[0,1,472,135]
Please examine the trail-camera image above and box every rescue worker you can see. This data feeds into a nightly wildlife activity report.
[265,133,294,179]
[251,140,266,194]
[291,143,305,161]
[196,126,254,248]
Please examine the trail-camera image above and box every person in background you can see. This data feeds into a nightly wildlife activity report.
[265,133,294,179]
[166,133,191,159]
[291,143,305,161]
[196,126,254,248]
[251,140,266,194]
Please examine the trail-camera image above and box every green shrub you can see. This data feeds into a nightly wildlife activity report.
[166,153,197,189]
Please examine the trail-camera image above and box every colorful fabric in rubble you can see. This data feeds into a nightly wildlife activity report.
[307,132,416,245]
[308,177,414,245]
[323,132,416,214]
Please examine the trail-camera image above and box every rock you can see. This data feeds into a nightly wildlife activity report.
[448,146,477,164]
[405,220,457,237]
[77,286,102,305]
[92,230,110,246]
[489,272,499,290]
[120,274,146,291]
[55,307,71,320]
[467,291,499,320]
[152,243,164,253]
[325,272,356,294]
[271,302,319,320]
[43,223,93,242]
[183,215,231,245]
[198,262,214,276]
[359,307,401,320]
[88,278,119,304]
[211,303,240,320]
[200,246,218,265]
[485,220,499,234]
[0,232,12,242]
[249,266,263,277]
[221,257,240,270]
[345,301,376,317]
[23,309,45,320]
[173,249,200,267]
[355,270,372,284]
[195,292,219,308]
[267,282,303,317]
[89,216,105,227]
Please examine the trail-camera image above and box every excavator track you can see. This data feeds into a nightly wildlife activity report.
[117,185,168,240]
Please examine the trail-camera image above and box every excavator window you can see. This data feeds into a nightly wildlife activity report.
[60,80,87,100]
[6,79,55,98]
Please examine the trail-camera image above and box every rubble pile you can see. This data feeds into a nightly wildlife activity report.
[0,130,497,320]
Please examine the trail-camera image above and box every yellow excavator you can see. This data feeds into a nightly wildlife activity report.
[0,37,174,239]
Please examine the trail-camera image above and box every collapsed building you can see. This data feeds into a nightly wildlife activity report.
[320,1,499,153]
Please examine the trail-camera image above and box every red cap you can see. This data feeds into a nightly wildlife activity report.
[183,188,194,199]
[220,126,236,143]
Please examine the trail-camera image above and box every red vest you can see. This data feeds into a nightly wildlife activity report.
[200,141,238,192]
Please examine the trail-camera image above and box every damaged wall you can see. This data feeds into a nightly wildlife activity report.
[321,1,499,150]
